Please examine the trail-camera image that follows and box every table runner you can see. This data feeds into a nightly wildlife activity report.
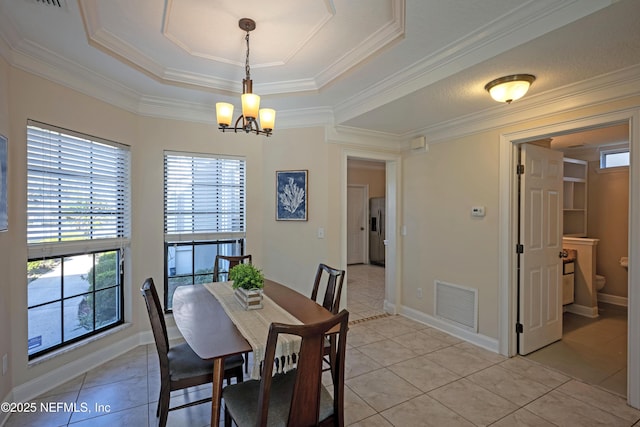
[204,281,302,379]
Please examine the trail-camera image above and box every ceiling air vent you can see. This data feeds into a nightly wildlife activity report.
[34,0,66,8]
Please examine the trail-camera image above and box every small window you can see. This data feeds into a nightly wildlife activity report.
[600,149,630,168]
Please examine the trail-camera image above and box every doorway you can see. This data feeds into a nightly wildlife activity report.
[346,159,387,321]
[342,149,401,320]
[518,126,630,396]
[499,110,640,408]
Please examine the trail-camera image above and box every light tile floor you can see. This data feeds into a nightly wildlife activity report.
[5,267,639,426]
[526,302,628,396]
[346,264,386,321]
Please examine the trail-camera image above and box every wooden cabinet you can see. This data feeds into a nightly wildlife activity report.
[563,157,587,237]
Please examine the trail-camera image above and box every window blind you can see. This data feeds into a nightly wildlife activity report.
[26,121,131,251]
[164,151,245,241]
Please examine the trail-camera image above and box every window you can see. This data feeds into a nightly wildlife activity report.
[164,152,246,310]
[600,148,630,168]
[26,120,130,358]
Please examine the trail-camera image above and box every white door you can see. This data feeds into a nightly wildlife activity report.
[347,185,367,264]
[519,143,564,355]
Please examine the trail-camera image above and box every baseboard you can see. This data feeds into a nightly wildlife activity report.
[564,303,599,318]
[400,305,500,354]
[0,390,12,427]
[12,333,141,403]
[597,292,628,307]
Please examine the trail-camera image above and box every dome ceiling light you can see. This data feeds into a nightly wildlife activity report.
[484,74,536,104]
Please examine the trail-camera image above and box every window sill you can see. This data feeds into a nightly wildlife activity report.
[28,323,132,368]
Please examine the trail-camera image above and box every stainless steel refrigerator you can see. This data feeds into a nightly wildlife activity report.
[369,197,385,266]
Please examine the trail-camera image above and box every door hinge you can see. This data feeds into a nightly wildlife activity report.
[516,164,524,175]
[516,323,523,334]
[516,244,524,254]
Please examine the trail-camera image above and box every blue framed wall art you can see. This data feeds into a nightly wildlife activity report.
[276,170,307,221]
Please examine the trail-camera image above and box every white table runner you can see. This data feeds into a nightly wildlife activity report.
[204,281,302,379]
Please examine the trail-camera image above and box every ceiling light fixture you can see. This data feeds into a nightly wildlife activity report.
[484,74,536,104]
[216,18,275,136]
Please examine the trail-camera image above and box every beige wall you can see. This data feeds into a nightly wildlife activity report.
[402,134,501,338]
[2,60,640,396]
[347,161,386,198]
[3,67,340,390]
[587,162,629,297]
[0,55,12,401]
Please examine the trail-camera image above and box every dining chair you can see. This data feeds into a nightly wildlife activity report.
[213,254,253,282]
[310,263,346,377]
[310,263,346,314]
[222,309,349,427]
[213,254,253,373]
[141,278,244,427]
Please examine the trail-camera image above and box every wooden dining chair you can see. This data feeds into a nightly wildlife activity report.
[213,254,253,282]
[222,309,349,427]
[310,263,346,314]
[141,278,244,427]
[310,264,346,376]
[213,254,253,373]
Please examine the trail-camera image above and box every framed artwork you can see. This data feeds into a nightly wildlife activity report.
[276,170,308,221]
[0,134,6,231]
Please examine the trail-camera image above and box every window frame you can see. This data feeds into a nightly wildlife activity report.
[27,249,125,359]
[600,148,630,169]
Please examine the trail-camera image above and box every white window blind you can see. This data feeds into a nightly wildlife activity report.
[164,151,245,241]
[27,120,131,253]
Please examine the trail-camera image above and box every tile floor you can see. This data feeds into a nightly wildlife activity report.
[526,302,628,396]
[5,265,639,426]
[346,263,386,321]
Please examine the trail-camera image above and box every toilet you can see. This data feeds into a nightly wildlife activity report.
[595,274,606,291]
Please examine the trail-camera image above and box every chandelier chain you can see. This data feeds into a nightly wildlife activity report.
[245,32,251,80]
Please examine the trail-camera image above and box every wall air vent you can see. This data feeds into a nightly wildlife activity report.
[434,280,478,332]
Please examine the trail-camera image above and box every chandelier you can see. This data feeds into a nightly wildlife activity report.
[216,18,276,136]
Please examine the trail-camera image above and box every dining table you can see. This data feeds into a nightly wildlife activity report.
[172,278,334,426]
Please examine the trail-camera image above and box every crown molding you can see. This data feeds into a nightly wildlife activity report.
[334,0,612,124]
[413,64,640,145]
[77,0,402,95]
[325,125,401,151]
[314,0,405,89]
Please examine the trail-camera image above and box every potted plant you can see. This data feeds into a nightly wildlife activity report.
[229,263,264,310]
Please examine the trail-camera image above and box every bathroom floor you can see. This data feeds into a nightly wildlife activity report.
[526,302,627,396]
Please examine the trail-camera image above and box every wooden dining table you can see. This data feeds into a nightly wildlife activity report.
[172,279,334,426]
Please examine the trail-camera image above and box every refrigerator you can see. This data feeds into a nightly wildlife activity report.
[369,197,385,266]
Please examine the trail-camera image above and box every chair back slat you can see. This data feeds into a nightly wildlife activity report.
[311,263,346,314]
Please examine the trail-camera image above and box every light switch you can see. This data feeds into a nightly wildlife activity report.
[317,227,325,238]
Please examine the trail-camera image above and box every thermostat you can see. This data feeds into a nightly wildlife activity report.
[471,206,486,217]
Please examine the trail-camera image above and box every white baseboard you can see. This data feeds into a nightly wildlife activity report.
[400,305,500,354]
[597,292,628,307]
[0,390,12,427]
[7,321,184,407]
[564,303,599,318]
[12,333,141,403]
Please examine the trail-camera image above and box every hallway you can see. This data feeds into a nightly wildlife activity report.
[346,264,386,322]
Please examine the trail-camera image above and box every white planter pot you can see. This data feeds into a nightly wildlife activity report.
[234,287,264,310]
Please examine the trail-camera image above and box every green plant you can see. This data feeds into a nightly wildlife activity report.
[229,263,264,290]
